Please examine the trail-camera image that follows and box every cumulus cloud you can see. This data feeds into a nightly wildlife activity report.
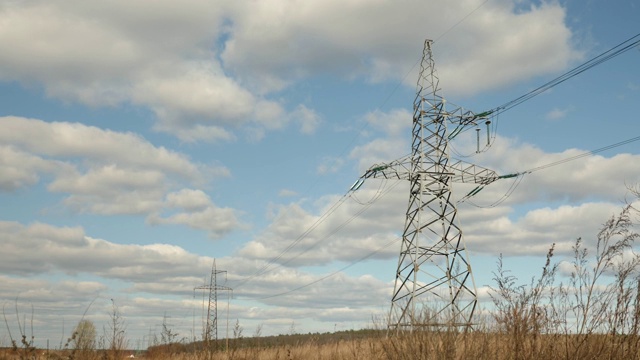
[0,1,320,142]
[223,0,581,96]
[545,106,573,120]
[148,188,243,239]
[239,272,391,310]
[0,145,70,191]
[0,117,203,180]
[0,219,393,342]
[237,106,640,267]
[0,221,220,282]
[0,0,581,141]
[461,202,625,256]
[349,109,412,172]
[0,279,108,307]
[291,105,322,134]
[0,116,243,236]
[239,185,406,267]
[463,134,640,204]
[278,189,298,197]
[316,156,345,175]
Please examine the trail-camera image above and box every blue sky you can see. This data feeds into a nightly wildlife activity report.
[1,0,639,348]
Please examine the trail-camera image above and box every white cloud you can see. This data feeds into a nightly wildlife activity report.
[462,202,624,256]
[136,61,270,128]
[466,135,640,204]
[148,206,241,239]
[0,1,323,142]
[47,165,167,215]
[0,117,244,236]
[0,0,581,142]
[363,109,412,138]
[0,275,108,307]
[238,187,405,267]
[291,105,321,134]
[0,145,70,191]
[170,125,236,144]
[147,189,243,239]
[0,221,214,281]
[278,189,298,197]
[435,2,581,96]
[0,117,203,180]
[349,109,412,173]
[546,106,572,120]
[237,106,640,267]
[0,219,395,342]
[223,0,581,96]
[316,156,345,175]
[165,189,213,212]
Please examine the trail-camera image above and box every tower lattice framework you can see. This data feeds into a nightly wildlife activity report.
[195,260,232,343]
[354,40,500,331]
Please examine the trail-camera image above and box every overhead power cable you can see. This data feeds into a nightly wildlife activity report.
[232,31,640,301]
[484,32,640,117]
[523,135,640,174]
[232,178,401,290]
[449,32,640,156]
[248,235,401,301]
[239,176,498,301]
[272,181,400,269]
[232,193,351,289]
[240,132,640,299]
[433,0,490,44]
[468,133,640,208]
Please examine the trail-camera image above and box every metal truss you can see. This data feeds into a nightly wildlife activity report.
[354,40,498,331]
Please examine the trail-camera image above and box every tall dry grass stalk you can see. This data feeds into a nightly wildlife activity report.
[3,196,640,360]
[142,199,639,360]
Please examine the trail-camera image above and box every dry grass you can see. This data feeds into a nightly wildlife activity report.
[127,330,640,360]
[110,202,640,360]
[2,331,640,360]
[3,195,640,360]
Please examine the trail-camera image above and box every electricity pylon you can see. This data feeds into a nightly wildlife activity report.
[352,40,502,331]
[194,259,232,343]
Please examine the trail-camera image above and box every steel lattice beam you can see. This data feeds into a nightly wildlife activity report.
[353,40,499,331]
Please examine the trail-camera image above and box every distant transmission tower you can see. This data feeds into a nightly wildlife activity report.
[194,260,232,343]
[353,40,501,331]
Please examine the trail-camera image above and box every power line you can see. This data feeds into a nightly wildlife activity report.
[447,32,640,158]
[523,135,640,174]
[485,32,640,117]
[433,0,490,44]
[243,131,640,299]
[240,178,496,301]
[247,236,401,301]
[270,181,400,271]
[467,134,640,208]
[231,30,640,304]
[231,193,352,289]
[232,178,400,290]
[227,3,497,291]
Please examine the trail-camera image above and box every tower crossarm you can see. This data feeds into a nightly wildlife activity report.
[360,155,413,181]
[448,159,499,185]
[441,102,494,141]
[350,156,501,191]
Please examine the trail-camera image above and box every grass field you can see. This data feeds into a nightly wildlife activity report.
[2,200,640,360]
[3,328,640,360]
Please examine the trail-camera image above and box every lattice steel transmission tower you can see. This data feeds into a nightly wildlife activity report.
[194,260,232,343]
[353,40,501,331]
